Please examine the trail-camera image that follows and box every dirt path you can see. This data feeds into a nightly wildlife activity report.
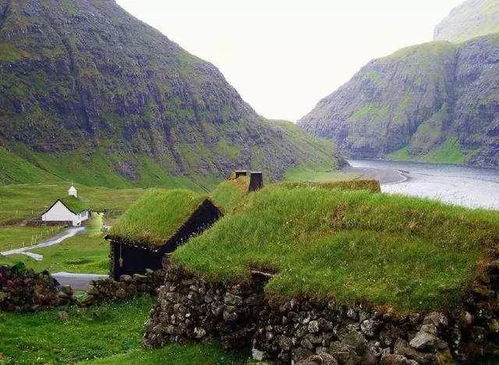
[0,227,86,260]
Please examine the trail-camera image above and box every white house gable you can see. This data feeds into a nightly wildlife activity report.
[42,200,80,226]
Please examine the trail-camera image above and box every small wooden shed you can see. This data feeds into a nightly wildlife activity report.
[105,189,222,280]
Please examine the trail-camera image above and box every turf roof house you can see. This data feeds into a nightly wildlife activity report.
[41,186,90,226]
[106,190,222,280]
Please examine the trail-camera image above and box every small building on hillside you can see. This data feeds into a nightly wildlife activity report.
[105,189,222,280]
[41,187,89,226]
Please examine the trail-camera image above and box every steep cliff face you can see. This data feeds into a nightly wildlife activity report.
[0,0,342,187]
[434,0,499,43]
[299,34,499,167]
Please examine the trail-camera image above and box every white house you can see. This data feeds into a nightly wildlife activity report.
[41,186,89,226]
[68,185,78,198]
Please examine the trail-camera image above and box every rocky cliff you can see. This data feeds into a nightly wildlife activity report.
[434,0,499,43]
[0,0,342,188]
[299,34,499,167]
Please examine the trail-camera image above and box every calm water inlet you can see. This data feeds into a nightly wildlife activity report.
[348,160,499,210]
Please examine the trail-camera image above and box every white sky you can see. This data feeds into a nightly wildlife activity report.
[116,0,463,121]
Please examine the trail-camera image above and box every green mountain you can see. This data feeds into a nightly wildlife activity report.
[299,2,499,168]
[0,0,343,189]
[434,0,499,43]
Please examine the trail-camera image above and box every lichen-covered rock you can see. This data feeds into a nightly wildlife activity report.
[296,353,339,365]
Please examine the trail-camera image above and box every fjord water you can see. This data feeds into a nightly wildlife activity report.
[348,160,499,210]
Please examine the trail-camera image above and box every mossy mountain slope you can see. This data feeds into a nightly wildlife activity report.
[0,0,342,188]
[434,0,499,43]
[299,34,499,168]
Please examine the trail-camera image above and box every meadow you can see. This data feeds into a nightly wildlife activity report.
[0,214,109,274]
[0,183,146,225]
[0,296,245,365]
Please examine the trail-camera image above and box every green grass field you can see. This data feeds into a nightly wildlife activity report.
[175,184,499,313]
[0,215,109,274]
[0,183,146,225]
[0,296,245,365]
[0,226,64,252]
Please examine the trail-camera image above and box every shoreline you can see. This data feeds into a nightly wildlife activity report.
[341,166,409,185]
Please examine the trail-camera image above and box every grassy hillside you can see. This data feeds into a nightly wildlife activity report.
[0,214,109,273]
[299,33,499,168]
[0,183,145,225]
[174,184,499,312]
[434,0,499,42]
[0,0,343,188]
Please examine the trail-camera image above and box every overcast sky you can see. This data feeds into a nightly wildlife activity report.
[116,0,463,121]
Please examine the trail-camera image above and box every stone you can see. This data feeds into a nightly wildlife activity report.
[423,312,448,328]
[308,320,320,333]
[193,327,206,338]
[295,353,339,365]
[380,353,418,365]
[252,348,265,361]
[119,274,132,282]
[409,331,437,351]
[489,319,499,333]
[419,324,437,335]
[61,285,73,296]
[360,319,379,337]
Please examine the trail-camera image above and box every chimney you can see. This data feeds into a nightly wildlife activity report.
[234,170,248,179]
[248,172,263,192]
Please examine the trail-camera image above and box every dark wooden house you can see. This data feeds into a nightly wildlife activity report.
[105,190,222,280]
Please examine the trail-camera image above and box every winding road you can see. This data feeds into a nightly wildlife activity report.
[1,227,86,259]
[1,226,108,289]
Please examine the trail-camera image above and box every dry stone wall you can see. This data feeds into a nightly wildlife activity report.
[144,261,498,364]
[0,264,74,312]
[80,269,164,306]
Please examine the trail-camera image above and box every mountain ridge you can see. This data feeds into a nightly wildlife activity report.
[299,0,499,168]
[434,0,499,43]
[0,0,343,188]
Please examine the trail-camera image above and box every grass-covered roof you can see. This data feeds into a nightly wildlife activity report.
[174,184,499,313]
[108,189,209,247]
[60,197,88,213]
[211,177,249,213]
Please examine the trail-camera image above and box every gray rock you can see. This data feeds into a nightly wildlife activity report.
[252,348,265,361]
[360,319,379,337]
[308,320,320,334]
[380,353,418,365]
[409,331,437,351]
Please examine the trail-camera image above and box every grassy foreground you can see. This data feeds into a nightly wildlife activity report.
[174,185,499,312]
[0,297,244,365]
